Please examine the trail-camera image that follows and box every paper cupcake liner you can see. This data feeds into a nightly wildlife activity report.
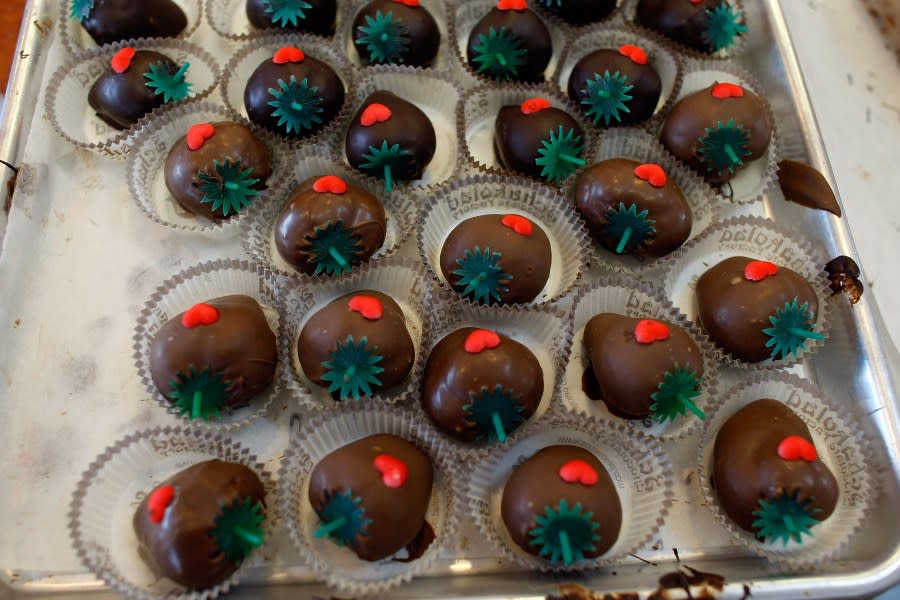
[46,39,221,160]
[69,426,277,600]
[697,372,876,568]
[277,402,463,594]
[219,33,355,147]
[125,101,288,232]
[464,407,674,572]
[239,144,418,279]
[132,259,297,430]
[659,215,832,370]
[205,0,348,41]
[412,286,574,452]
[60,0,203,56]
[460,84,596,188]
[562,272,719,441]
[331,66,464,191]
[282,256,432,407]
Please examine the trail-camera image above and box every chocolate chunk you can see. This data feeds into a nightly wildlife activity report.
[777,159,842,217]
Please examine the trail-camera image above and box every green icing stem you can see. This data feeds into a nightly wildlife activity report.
[343,365,357,382]
[492,412,507,444]
[496,54,507,67]
[559,530,573,566]
[678,393,706,420]
[788,328,825,340]
[783,513,795,531]
[233,525,264,547]
[615,227,632,254]
[383,164,393,193]
[191,390,203,420]
[315,516,347,538]
[724,143,740,165]
[559,154,586,166]
[172,62,190,82]
[328,246,349,268]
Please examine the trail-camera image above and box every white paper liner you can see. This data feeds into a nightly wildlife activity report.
[125,101,288,232]
[132,259,296,431]
[465,408,673,571]
[562,273,719,441]
[660,215,832,370]
[205,0,347,41]
[46,39,221,159]
[60,0,203,56]
[696,373,876,568]
[413,286,573,452]
[219,33,355,147]
[277,402,463,594]
[417,174,591,306]
[282,256,431,407]
[460,85,595,187]
[330,66,464,191]
[69,426,277,600]
[239,144,417,279]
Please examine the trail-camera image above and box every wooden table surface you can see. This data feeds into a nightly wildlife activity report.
[1,1,26,92]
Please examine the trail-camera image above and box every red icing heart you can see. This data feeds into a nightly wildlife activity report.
[777,435,818,462]
[633,163,667,188]
[393,0,420,5]
[111,47,136,74]
[360,103,392,126]
[634,319,670,344]
[690,0,703,5]
[559,459,598,487]
[464,329,501,354]
[374,454,408,488]
[186,122,215,151]
[348,295,384,320]
[147,484,175,524]
[618,44,648,65]
[500,214,533,236]
[312,175,348,195]
[520,97,550,115]
[497,0,527,10]
[711,82,745,100]
[181,303,220,328]
[744,260,779,281]
[273,46,305,64]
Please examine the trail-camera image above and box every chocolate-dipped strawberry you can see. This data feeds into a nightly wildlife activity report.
[494,98,586,183]
[696,257,823,363]
[466,0,552,82]
[634,0,746,54]
[246,0,337,35]
[568,45,662,127]
[574,159,691,257]
[88,47,191,130]
[274,175,387,276]
[712,399,839,544]
[440,213,552,305]
[244,46,345,139]
[149,295,278,420]
[309,434,434,561]
[345,91,436,192]
[535,0,615,25]
[660,82,772,185]
[298,291,415,400]
[501,445,622,564]
[352,0,440,67]
[134,460,266,589]
[164,122,272,221]
[72,0,188,46]
[422,328,544,443]
[584,315,704,422]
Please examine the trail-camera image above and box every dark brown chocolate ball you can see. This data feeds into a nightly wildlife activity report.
[78,0,188,46]
[352,0,440,67]
[245,0,337,35]
[494,102,585,183]
[535,0,615,25]
[466,6,551,83]
[635,0,746,54]
[88,50,181,130]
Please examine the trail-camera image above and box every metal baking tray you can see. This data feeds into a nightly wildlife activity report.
[1,0,899,598]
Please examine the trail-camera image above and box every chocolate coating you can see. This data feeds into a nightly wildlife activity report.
[635,0,730,54]
[246,0,337,35]
[243,54,345,138]
[298,290,415,396]
[440,214,552,305]
[164,121,271,221]
[422,327,544,441]
[536,0,616,25]
[352,0,440,67]
[88,50,177,130]
[274,177,387,275]
[712,399,839,534]
[149,295,278,409]
[345,91,436,183]
[308,434,434,561]
[574,158,691,257]
[583,314,703,419]
[80,0,187,46]
[501,445,622,559]
[133,460,266,589]
[777,159,842,217]
[660,83,772,185]
[494,105,584,181]
[568,49,662,126]
[466,8,552,83]
[696,256,819,362]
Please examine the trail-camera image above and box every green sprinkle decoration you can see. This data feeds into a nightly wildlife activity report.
[603,202,656,254]
[355,10,410,64]
[264,0,313,27]
[703,4,748,52]
[697,118,752,176]
[314,489,371,546]
[267,75,324,135]
[463,384,526,443]
[535,126,586,183]
[359,140,410,193]
[529,499,600,565]
[471,27,527,81]
[71,0,94,20]
[762,297,824,360]
[580,70,634,126]
[752,490,821,546]
[649,364,704,423]
[452,246,511,305]
[167,366,229,421]
[197,159,261,217]
[321,335,384,400]
[305,220,362,276]
[209,497,266,563]
[143,61,192,104]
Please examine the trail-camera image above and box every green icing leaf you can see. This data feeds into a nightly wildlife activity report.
[71,0,94,20]
[751,490,821,546]
[267,75,324,135]
[167,366,229,421]
[143,61,192,104]
[304,220,362,276]
[321,335,384,400]
[703,4,748,52]
[358,140,410,192]
[452,246,511,305]
[197,159,261,217]
[580,70,634,126]
[649,364,704,423]
[314,489,372,546]
[471,27,527,81]
[463,384,526,443]
[535,126,586,183]
[264,0,313,27]
[697,118,751,176]
[209,497,266,563]
[603,202,655,255]
[355,10,410,64]
[761,297,824,360]
[529,499,600,565]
